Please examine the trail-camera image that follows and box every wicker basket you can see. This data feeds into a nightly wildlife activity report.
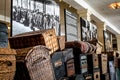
[0,72,15,80]
[9,29,59,55]
[25,45,55,80]
[57,36,65,50]
[0,48,16,80]
[15,47,33,62]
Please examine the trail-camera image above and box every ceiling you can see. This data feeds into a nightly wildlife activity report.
[0,0,120,35]
[63,0,120,35]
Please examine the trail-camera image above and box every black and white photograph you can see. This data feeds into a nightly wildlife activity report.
[90,23,97,41]
[80,18,97,42]
[12,0,60,36]
[64,9,78,41]
[45,0,60,35]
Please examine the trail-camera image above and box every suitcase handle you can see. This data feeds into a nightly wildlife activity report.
[0,61,12,66]
[32,57,46,66]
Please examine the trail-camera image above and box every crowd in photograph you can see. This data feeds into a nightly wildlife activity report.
[13,6,60,31]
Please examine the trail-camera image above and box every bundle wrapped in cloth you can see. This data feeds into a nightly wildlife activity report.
[65,41,97,54]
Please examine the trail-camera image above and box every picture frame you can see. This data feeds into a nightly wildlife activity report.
[103,30,113,52]
[11,0,60,36]
[64,9,78,41]
[80,17,97,42]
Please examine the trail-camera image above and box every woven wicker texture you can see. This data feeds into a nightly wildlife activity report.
[57,36,65,50]
[15,47,33,61]
[25,45,55,80]
[0,72,15,80]
[9,29,59,55]
[0,48,16,80]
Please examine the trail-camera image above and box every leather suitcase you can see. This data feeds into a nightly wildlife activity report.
[114,57,118,68]
[63,74,85,80]
[101,73,109,80]
[83,74,92,80]
[93,69,101,80]
[62,48,74,62]
[114,58,120,69]
[80,54,88,74]
[75,53,88,74]
[107,51,114,61]
[9,29,59,54]
[73,47,87,74]
[98,54,108,74]
[61,74,92,80]
[87,54,99,73]
[51,51,65,80]
[92,54,99,68]
[66,58,75,77]
[75,74,85,80]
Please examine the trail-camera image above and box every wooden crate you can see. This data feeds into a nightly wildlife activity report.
[25,45,55,80]
[9,29,59,54]
[0,48,16,80]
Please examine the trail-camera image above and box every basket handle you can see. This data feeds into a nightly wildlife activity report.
[0,61,12,66]
[32,57,46,66]
[49,34,53,36]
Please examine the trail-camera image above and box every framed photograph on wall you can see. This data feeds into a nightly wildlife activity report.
[103,30,113,52]
[64,9,78,41]
[80,17,97,42]
[45,0,60,35]
[11,0,60,36]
